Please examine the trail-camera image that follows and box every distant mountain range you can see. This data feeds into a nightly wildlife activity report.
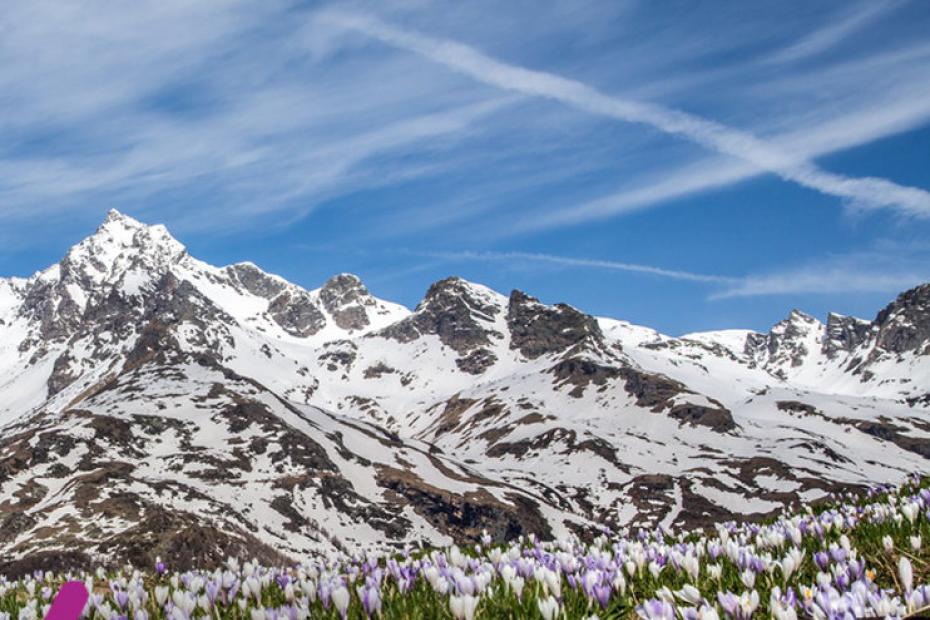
[1,210,927,572]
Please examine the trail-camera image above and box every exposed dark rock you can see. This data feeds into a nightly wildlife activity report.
[364,362,396,379]
[268,291,326,338]
[906,394,930,408]
[673,480,742,530]
[776,401,822,416]
[0,551,94,580]
[17,278,83,342]
[549,357,620,398]
[743,332,767,360]
[101,506,292,571]
[455,348,497,375]
[426,394,478,438]
[319,274,374,331]
[616,366,680,408]
[837,417,930,459]
[745,310,822,378]
[823,313,872,358]
[318,342,357,372]
[667,403,736,433]
[377,465,551,544]
[548,357,735,431]
[47,352,80,397]
[874,283,930,354]
[507,290,602,359]
[227,263,287,299]
[0,512,36,543]
[270,495,309,530]
[486,427,629,472]
[378,277,500,353]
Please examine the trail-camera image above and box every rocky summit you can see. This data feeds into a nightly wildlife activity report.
[1,211,929,573]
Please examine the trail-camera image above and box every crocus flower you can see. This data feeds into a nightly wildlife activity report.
[537,595,559,620]
[636,598,675,620]
[331,585,350,620]
[717,590,759,620]
[899,557,913,593]
[449,594,478,620]
[883,536,894,553]
[357,583,382,618]
[676,584,703,606]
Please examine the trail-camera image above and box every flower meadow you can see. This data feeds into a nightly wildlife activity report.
[3,477,930,620]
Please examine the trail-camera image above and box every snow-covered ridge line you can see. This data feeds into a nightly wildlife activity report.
[0,210,927,565]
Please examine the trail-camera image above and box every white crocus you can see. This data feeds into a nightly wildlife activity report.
[538,596,560,620]
[883,536,894,553]
[332,586,350,618]
[902,502,920,523]
[899,557,914,593]
[449,594,479,620]
[676,584,703,605]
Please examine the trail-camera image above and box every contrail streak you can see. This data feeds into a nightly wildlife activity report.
[323,10,930,218]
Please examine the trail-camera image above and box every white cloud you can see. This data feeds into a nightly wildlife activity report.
[323,10,930,218]
[411,248,928,300]
[711,243,930,299]
[712,268,927,300]
[413,249,737,284]
[765,1,900,65]
[520,78,930,232]
[0,1,517,233]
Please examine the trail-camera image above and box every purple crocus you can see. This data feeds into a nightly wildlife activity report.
[717,590,759,620]
[205,580,220,604]
[115,590,130,610]
[814,551,830,571]
[357,583,382,618]
[636,599,675,620]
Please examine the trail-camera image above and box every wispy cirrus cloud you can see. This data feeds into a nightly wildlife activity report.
[1,1,927,334]
[519,73,930,232]
[409,249,737,284]
[711,268,927,300]
[321,9,930,218]
[764,1,903,65]
[710,246,930,299]
[411,248,928,300]
[0,0,513,237]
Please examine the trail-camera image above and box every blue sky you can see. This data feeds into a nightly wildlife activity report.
[1,0,929,335]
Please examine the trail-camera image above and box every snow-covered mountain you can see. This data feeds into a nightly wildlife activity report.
[1,210,928,572]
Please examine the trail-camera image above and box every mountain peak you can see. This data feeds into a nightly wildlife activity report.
[319,273,378,331]
[823,311,872,357]
[90,210,184,253]
[102,208,134,224]
[507,289,604,359]
[94,208,146,239]
[322,272,364,293]
[786,308,818,323]
[874,281,930,354]
[52,210,187,294]
[420,276,505,309]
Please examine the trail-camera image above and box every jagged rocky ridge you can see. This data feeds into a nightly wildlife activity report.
[0,211,928,572]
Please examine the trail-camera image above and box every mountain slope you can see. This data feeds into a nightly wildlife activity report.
[1,211,928,570]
